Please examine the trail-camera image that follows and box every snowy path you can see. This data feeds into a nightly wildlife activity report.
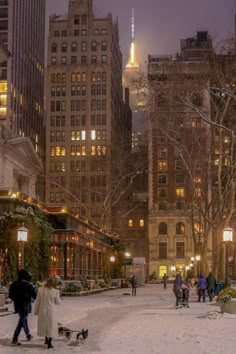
[0,285,236,353]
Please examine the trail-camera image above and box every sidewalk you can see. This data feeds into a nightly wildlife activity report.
[0,285,235,354]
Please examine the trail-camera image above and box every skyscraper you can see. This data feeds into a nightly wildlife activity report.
[0,0,45,162]
[46,0,131,228]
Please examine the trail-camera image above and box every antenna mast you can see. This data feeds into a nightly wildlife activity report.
[131,8,135,40]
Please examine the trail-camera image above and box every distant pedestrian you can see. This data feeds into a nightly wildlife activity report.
[9,269,36,345]
[198,273,208,302]
[207,272,216,302]
[130,275,138,296]
[163,273,168,289]
[34,277,61,349]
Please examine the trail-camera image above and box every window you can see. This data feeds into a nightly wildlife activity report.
[71,42,77,52]
[91,130,96,140]
[61,43,67,52]
[101,55,107,63]
[176,222,185,235]
[176,175,185,184]
[81,130,86,140]
[81,56,87,64]
[91,85,96,95]
[91,56,97,64]
[91,72,96,82]
[51,74,56,83]
[82,72,86,81]
[175,160,184,170]
[81,42,87,52]
[91,41,97,51]
[74,30,79,36]
[81,85,86,96]
[54,30,60,37]
[102,72,106,81]
[159,223,167,235]
[176,242,185,258]
[194,188,201,197]
[176,188,185,198]
[158,148,167,158]
[101,41,107,51]
[158,174,167,185]
[158,161,168,171]
[159,243,167,259]
[194,223,202,233]
[194,177,202,184]
[61,30,67,37]
[102,85,106,95]
[62,73,66,83]
[51,43,57,53]
[140,219,144,228]
[94,29,99,35]
[81,29,87,36]
[51,57,56,64]
[77,72,81,82]
[71,56,77,64]
[128,219,133,227]
[71,73,76,82]
[81,15,87,25]
[61,56,67,64]
[74,15,80,25]
[192,118,201,127]
[101,29,107,35]
[158,188,167,199]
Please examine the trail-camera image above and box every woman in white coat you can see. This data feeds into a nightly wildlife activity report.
[34,277,61,349]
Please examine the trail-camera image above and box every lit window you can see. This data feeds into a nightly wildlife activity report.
[56,146,61,156]
[102,146,106,155]
[194,188,201,197]
[158,148,167,158]
[158,161,168,171]
[50,147,55,157]
[176,188,185,197]
[81,146,86,155]
[81,131,86,140]
[91,130,96,140]
[71,131,75,141]
[61,147,65,156]
[224,136,230,143]
[128,219,133,227]
[91,146,96,155]
[140,219,144,227]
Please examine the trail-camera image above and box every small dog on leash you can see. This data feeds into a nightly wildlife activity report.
[58,324,88,344]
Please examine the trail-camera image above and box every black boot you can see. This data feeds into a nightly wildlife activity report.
[48,337,54,349]
[44,337,48,345]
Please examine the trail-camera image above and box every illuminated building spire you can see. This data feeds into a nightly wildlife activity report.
[126,8,138,69]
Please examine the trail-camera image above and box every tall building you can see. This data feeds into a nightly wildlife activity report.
[0,1,45,201]
[148,31,213,279]
[0,0,45,158]
[46,0,130,228]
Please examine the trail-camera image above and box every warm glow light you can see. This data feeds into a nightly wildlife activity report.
[196,255,201,261]
[125,252,131,257]
[110,256,115,262]
[223,227,233,242]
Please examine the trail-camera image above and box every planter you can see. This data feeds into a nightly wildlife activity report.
[219,298,236,314]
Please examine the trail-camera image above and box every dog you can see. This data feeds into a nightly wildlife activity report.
[76,329,88,344]
[58,325,88,344]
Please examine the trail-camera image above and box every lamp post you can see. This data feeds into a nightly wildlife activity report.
[196,255,201,277]
[110,256,115,279]
[17,225,28,269]
[223,227,233,288]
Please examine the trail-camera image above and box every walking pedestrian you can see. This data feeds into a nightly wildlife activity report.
[163,273,168,289]
[9,269,36,345]
[130,275,138,296]
[207,272,216,302]
[173,273,183,308]
[198,273,208,302]
[34,277,61,349]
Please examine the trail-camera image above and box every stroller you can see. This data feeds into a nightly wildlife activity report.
[180,287,190,308]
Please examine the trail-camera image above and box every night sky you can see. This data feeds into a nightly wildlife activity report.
[47,0,235,66]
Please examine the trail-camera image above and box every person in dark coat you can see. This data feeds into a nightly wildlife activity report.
[163,273,168,289]
[9,269,37,345]
[197,273,208,302]
[173,273,185,307]
[207,272,216,302]
[130,275,138,296]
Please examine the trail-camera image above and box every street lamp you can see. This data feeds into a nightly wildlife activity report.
[223,227,233,288]
[125,252,130,257]
[17,225,28,269]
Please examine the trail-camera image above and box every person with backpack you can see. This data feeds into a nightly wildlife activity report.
[9,269,37,345]
[207,272,217,302]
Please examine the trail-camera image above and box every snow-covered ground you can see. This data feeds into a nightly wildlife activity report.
[0,285,236,354]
